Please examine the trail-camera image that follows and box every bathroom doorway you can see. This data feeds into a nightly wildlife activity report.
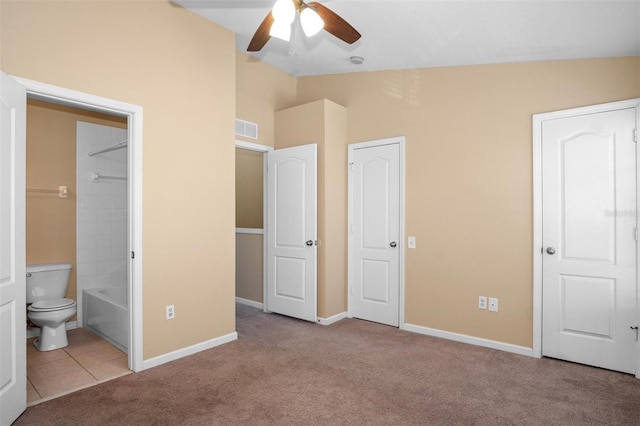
[24,94,140,404]
[21,78,144,398]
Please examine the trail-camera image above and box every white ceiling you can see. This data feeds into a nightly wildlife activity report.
[175,0,640,77]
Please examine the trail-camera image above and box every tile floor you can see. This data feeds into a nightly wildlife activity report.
[27,328,130,405]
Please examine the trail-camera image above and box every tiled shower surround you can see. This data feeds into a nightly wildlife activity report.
[76,122,128,325]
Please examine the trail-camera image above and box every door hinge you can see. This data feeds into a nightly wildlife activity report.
[634,128,638,143]
[635,228,638,241]
[349,162,354,172]
[350,224,355,234]
[631,326,639,341]
[131,251,135,259]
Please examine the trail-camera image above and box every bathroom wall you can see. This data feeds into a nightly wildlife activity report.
[76,122,128,325]
[26,100,127,306]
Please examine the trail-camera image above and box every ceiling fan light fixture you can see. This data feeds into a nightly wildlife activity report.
[269,19,291,41]
[272,0,295,24]
[300,7,324,37]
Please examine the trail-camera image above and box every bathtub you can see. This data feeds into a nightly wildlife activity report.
[83,285,129,353]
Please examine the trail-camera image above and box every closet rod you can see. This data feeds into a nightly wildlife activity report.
[88,139,128,157]
[92,172,127,182]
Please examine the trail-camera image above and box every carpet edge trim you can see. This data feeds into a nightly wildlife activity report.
[402,323,534,357]
[141,331,238,370]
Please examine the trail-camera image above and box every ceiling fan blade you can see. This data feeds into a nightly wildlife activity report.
[247,12,275,51]
[308,2,361,44]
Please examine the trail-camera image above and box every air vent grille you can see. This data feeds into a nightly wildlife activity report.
[235,119,258,140]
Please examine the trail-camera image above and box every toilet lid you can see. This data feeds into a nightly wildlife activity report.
[29,298,76,312]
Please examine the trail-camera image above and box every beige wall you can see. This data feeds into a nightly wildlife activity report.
[26,100,126,308]
[235,234,263,303]
[296,57,640,347]
[6,0,638,360]
[236,52,298,147]
[235,148,263,229]
[2,0,237,359]
[322,101,348,316]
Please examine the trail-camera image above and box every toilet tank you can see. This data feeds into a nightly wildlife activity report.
[26,263,72,304]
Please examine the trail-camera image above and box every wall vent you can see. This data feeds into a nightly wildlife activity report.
[235,119,258,140]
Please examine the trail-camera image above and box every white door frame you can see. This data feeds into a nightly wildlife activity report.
[13,76,145,372]
[235,140,272,312]
[347,136,406,328]
[532,98,640,378]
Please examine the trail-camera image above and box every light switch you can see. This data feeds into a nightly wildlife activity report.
[488,297,499,312]
[408,236,416,249]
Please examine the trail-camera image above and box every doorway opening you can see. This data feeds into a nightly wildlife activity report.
[15,77,144,404]
[235,141,270,312]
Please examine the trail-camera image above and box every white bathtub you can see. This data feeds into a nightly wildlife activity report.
[83,285,129,353]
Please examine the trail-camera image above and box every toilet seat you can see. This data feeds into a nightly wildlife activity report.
[29,298,76,312]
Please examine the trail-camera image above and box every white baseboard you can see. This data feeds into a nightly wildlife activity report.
[317,311,348,326]
[235,297,264,310]
[402,323,534,357]
[142,331,238,370]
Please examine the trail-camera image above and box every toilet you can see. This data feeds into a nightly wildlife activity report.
[26,263,76,351]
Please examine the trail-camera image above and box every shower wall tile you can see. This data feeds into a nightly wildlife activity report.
[76,122,128,326]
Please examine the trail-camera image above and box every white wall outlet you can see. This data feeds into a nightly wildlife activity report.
[488,297,499,312]
[166,304,175,320]
[408,236,416,249]
[478,296,487,310]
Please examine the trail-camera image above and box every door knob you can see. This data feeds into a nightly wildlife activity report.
[306,240,314,247]
[546,247,556,255]
[390,241,397,248]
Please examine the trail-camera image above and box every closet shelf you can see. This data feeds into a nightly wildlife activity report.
[26,186,68,198]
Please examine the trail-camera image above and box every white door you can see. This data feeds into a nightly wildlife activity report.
[542,108,638,374]
[349,141,400,327]
[266,144,317,322]
[0,72,27,424]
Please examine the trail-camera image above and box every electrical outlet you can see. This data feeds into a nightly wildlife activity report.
[488,297,499,312]
[408,236,416,249]
[166,304,175,320]
[478,296,487,310]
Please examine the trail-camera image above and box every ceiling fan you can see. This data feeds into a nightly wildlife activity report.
[247,0,361,52]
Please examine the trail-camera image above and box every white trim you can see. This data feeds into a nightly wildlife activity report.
[316,311,348,326]
[142,332,238,370]
[235,297,264,309]
[532,98,640,377]
[235,140,273,152]
[403,323,534,358]
[14,76,145,373]
[236,228,264,235]
[347,136,406,327]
